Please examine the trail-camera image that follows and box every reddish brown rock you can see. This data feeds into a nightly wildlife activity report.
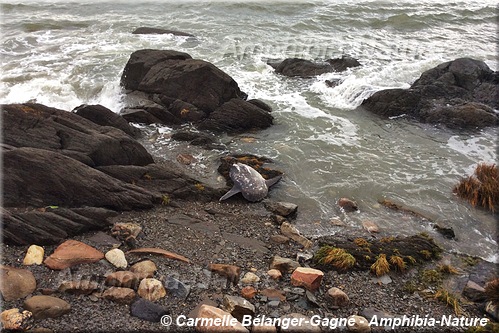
[327,287,350,307]
[103,287,137,304]
[338,197,358,212]
[44,240,104,270]
[0,265,37,301]
[259,289,286,302]
[290,267,324,292]
[241,286,257,300]
[23,295,71,320]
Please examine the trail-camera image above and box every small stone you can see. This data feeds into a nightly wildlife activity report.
[58,280,99,295]
[338,198,358,212]
[195,304,249,333]
[259,289,286,302]
[269,256,300,274]
[105,271,140,289]
[164,276,190,299]
[105,248,127,269]
[240,272,260,285]
[23,245,44,265]
[267,269,282,280]
[280,222,313,248]
[290,267,324,292]
[130,298,168,322]
[270,235,289,244]
[208,263,241,286]
[103,287,137,304]
[111,222,142,243]
[327,287,350,307]
[463,280,486,302]
[137,278,166,301]
[44,240,104,270]
[347,315,371,332]
[223,295,255,322]
[1,308,33,331]
[362,220,379,233]
[0,265,37,301]
[241,286,257,300]
[23,295,71,320]
[279,313,321,332]
[130,260,157,277]
[264,201,298,217]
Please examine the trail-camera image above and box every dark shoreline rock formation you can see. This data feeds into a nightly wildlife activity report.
[132,27,194,37]
[358,58,499,129]
[269,56,361,78]
[120,49,273,133]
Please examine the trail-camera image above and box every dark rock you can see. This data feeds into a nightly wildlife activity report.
[130,298,169,322]
[164,276,190,299]
[462,280,486,302]
[198,98,273,132]
[325,79,341,88]
[169,99,207,122]
[3,207,116,246]
[2,103,154,167]
[3,147,158,210]
[359,58,499,129]
[326,56,362,72]
[433,224,456,239]
[141,105,181,125]
[120,108,164,124]
[272,58,333,78]
[171,129,216,146]
[222,295,255,322]
[121,49,245,113]
[72,104,140,138]
[247,99,272,112]
[132,27,194,37]
[264,201,298,217]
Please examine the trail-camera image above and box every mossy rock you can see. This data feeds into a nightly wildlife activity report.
[314,234,442,273]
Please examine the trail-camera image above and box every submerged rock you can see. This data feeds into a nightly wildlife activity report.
[132,27,195,37]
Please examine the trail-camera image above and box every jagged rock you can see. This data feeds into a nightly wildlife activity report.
[290,267,324,292]
[102,287,137,304]
[23,245,44,265]
[269,256,300,274]
[137,278,166,301]
[72,104,140,138]
[222,295,255,322]
[2,103,153,167]
[359,58,499,129]
[105,248,128,269]
[164,276,190,299]
[130,298,169,322]
[44,240,104,270]
[0,308,33,331]
[23,296,71,320]
[132,27,194,37]
[0,265,37,301]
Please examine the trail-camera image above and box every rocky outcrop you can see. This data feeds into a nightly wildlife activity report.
[120,49,273,132]
[359,58,499,129]
[269,56,361,78]
[73,104,140,138]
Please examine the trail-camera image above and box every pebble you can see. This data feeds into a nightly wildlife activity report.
[290,267,324,292]
[347,315,371,333]
[240,272,260,284]
[267,269,282,280]
[130,260,157,277]
[23,295,71,320]
[23,245,44,265]
[164,276,190,299]
[130,298,168,322]
[105,248,127,269]
[102,287,137,304]
[280,222,313,248]
[0,265,37,301]
[137,278,166,301]
[195,304,249,333]
[326,287,350,307]
[0,308,33,330]
[241,286,257,300]
[105,271,141,289]
[362,220,379,233]
[44,240,104,270]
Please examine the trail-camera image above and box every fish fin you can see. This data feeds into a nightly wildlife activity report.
[265,174,282,188]
[219,186,241,201]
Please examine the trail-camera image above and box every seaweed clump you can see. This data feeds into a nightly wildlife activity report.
[314,246,356,271]
[453,163,499,212]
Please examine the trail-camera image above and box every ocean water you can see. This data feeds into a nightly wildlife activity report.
[1,0,497,261]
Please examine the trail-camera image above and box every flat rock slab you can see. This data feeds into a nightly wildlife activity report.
[44,240,104,270]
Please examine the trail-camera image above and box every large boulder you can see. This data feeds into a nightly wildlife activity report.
[121,49,245,113]
[359,58,499,129]
[3,146,159,210]
[269,56,361,78]
[2,103,154,167]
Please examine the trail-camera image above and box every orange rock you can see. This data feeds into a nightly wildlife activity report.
[44,240,104,270]
[290,267,324,291]
[241,286,257,300]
